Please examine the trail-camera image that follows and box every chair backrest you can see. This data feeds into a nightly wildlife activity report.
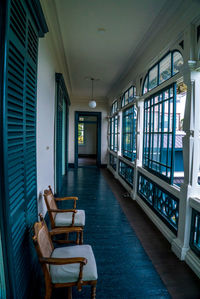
[43,189,57,227]
[33,217,54,274]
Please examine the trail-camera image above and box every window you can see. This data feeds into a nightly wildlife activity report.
[78,119,85,145]
[143,84,176,183]
[143,51,183,95]
[122,106,137,161]
[111,100,118,114]
[110,115,118,152]
[122,86,136,107]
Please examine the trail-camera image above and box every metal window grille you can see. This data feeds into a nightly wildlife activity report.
[109,154,117,171]
[190,209,200,257]
[119,160,134,187]
[137,173,179,234]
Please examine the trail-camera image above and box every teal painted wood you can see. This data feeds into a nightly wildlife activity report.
[1,0,47,298]
[75,111,101,168]
[0,1,9,297]
[55,73,70,195]
[137,172,179,234]
[190,209,200,257]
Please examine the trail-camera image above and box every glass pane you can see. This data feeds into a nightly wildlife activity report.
[159,54,171,84]
[129,86,134,99]
[78,123,84,144]
[143,76,148,94]
[173,51,183,75]
[79,115,97,121]
[149,65,158,90]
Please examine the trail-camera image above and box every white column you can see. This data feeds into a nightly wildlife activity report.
[133,98,144,199]
[172,63,200,259]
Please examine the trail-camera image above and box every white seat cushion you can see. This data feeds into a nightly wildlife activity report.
[50,245,98,284]
[55,210,85,227]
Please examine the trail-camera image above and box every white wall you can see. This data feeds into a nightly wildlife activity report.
[37,35,56,215]
[78,123,97,155]
[69,98,109,164]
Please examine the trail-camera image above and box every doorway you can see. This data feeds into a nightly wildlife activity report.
[55,73,70,194]
[75,112,101,168]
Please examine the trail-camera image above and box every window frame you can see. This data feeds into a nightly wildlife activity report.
[122,105,137,161]
[143,83,176,184]
[121,85,136,108]
[142,50,183,95]
[111,100,118,115]
[110,115,118,152]
[78,121,85,146]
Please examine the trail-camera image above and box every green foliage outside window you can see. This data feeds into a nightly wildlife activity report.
[78,123,84,144]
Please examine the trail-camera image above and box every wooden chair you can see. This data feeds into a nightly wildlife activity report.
[33,217,97,299]
[43,186,85,244]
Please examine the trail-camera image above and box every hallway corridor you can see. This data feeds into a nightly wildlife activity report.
[55,168,170,299]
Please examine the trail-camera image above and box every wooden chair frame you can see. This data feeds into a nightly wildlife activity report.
[43,186,84,244]
[33,218,97,299]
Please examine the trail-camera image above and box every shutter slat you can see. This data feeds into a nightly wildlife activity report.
[4,0,39,297]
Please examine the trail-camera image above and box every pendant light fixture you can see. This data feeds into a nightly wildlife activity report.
[88,78,96,108]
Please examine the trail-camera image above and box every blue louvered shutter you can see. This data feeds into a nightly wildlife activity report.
[3,0,41,298]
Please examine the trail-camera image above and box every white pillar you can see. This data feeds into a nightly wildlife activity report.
[133,98,144,199]
[172,63,200,259]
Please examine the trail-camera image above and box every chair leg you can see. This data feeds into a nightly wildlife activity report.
[66,233,69,240]
[91,285,96,299]
[67,287,72,299]
[80,231,83,245]
[76,232,80,244]
[45,287,52,299]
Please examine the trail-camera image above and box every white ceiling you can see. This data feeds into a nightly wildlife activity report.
[53,0,175,99]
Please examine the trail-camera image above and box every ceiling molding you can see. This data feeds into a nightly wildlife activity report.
[107,0,188,99]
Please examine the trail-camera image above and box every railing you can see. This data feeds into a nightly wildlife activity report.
[137,172,179,234]
[118,159,134,187]
[190,208,200,257]
[109,153,117,171]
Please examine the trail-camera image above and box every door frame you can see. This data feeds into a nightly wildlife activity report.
[75,111,101,168]
[55,73,70,194]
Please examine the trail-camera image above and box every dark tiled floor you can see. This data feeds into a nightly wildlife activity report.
[78,157,97,166]
[102,169,200,299]
[53,168,171,299]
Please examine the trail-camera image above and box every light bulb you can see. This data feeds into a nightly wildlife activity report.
[89,100,96,108]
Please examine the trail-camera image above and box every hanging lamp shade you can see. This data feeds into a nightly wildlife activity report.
[89,100,96,108]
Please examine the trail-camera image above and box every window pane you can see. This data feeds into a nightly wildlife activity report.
[122,106,137,161]
[173,51,183,75]
[159,54,171,84]
[143,76,148,94]
[149,65,158,90]
[143,84,176,183]
[78,123,84,144]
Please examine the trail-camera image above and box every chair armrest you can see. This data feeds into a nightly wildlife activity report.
[55,196,78,201]
[49,209,77,213]
[49,227,83,235]
[40,257,87,265]
[55,197,78,209]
